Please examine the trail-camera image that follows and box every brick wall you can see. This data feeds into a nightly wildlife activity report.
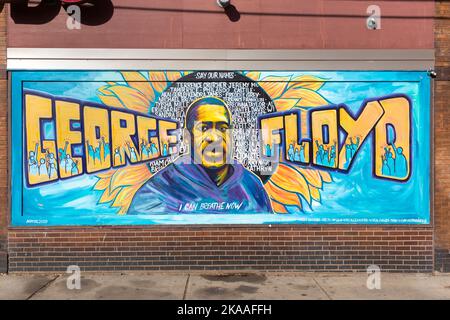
[8,226,433,272]
[434,1,450,272]
[0,5,8,273]
[4,3,442,273]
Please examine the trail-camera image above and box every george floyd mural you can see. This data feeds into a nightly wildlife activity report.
[11,70,430,225]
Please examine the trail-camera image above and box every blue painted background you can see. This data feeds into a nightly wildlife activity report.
[11,70,431,226]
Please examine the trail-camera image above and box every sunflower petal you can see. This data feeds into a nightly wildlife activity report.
[121,71,155,102]
[96,169,117,180]
[270,200,289,214]
[265,180,303,208]
[99,186,122,204]
[105,85,150,113]
[292,89,330,107]
[111,182,147,215]
[288,75,326,91]
[291,166,323,189]
[274,98,298,111]
[149,71,169,93]
[258,76,290,99]
[309,185,321,202]
[96,164,152,212]
[245,72,261,81]
[93,175,112,191]
[271,163,311,204]
[166,71,183,82]
[283,88,330,107]
[319,170,333,183]
[97,86,126,109]
[110,164,151,191]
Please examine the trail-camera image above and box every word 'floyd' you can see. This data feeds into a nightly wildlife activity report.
[259,95,411,181]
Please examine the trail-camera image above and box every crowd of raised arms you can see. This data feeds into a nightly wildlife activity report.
[264,136,361,169]
[110,140,165,165]
[28,137,171,178]
[85,137,110,165]
[264,134,407,178]
[381,142,408,177]
[27,141,79,179]
[28,136,407,180]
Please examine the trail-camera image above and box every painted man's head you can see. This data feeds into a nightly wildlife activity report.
[185,97,232,169]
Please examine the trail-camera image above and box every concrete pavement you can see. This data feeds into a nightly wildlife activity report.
[1,272,450,300]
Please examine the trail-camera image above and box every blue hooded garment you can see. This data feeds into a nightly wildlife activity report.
[128,155,273,214]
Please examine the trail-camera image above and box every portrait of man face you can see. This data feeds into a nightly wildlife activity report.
[186,97,232,169]
[128,96,273,215]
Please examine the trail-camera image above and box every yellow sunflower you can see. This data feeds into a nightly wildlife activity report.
[244,72,333,213]
[93,71,333,214]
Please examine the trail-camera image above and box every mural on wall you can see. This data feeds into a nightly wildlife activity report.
[11,70,430,225]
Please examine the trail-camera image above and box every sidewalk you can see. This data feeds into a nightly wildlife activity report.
[1,272,450,300]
